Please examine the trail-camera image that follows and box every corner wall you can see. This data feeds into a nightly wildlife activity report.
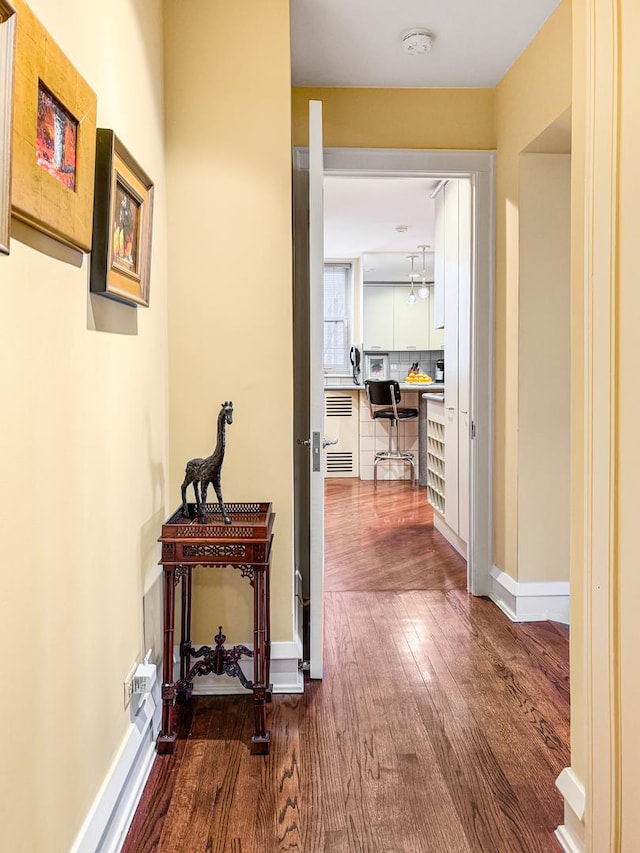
[0,1,168,850]
[163,0,294,646]
[517,153,571,583]
[493,0,572,578]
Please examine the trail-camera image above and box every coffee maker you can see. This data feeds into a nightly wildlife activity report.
[435,358,445,382]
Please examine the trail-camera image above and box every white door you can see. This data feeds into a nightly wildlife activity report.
[308,100,325,679]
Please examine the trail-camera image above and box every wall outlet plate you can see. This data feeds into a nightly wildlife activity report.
[123,662,137,709]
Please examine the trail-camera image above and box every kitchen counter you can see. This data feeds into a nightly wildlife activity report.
[323,382,445,392]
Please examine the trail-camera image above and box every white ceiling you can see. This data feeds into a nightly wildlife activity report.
[291,0,562,88]
[324,176,438,280]
[305,1,563,278]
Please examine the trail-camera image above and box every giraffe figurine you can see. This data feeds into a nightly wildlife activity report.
[181,401,234,523]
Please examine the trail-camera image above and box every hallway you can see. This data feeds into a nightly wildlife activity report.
[124,481,569,852]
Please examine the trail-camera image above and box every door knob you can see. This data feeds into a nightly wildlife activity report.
[322,437,339,448]
[297,438,311,447]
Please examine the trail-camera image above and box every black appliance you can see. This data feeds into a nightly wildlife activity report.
[435,358,445,382]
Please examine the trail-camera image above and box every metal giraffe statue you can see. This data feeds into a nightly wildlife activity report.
[181,401,233,523]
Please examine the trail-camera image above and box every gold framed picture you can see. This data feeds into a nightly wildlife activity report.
[11,0,97,252]
[0,0,16,255]
[90,129,154,308]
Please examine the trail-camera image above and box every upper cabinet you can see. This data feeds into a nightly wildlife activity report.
[363,285,395,350]
[363,284,443,351]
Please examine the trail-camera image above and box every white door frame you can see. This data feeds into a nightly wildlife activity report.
[294,146,495,596]
[307,102,325,678]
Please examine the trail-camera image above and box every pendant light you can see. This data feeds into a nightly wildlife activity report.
[417,244,430,300]
[407,254,419,304]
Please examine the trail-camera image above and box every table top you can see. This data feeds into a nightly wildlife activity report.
[160,502,274,542]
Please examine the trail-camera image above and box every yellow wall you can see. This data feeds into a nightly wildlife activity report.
[609,0,640,840]
[292,87,495,150]
[163,0,294,644]
[517,154,571,582]
[0,1,168,850]
[493,0,572,577]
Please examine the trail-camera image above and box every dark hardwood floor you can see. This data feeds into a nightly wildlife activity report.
[123,479,569,853]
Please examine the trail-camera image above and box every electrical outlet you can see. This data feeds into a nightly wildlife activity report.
[123,663,137,709]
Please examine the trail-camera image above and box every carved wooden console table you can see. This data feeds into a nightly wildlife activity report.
[156,502,274,755]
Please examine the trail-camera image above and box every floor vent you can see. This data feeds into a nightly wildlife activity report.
[326,451,353,474]
[325,395,353,417]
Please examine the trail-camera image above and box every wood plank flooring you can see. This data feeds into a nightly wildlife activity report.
[124,480,569,853]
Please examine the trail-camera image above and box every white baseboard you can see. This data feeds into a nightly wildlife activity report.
[70,667,161,853]
[555,768,585,853]
[433,512,468,559]
[489,565,570,624]
[174,639,304,695]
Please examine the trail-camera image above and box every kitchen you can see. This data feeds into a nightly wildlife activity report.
[322,174,472,559]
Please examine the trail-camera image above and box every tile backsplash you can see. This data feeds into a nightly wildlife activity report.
[383,350,442,382]
[324,350,443,386]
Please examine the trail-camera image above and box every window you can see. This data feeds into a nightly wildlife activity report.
[324,263,351,372]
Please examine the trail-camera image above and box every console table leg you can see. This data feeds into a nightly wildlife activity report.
[250,569,270,753]
[177,566,193,705]
[250,683,271,755]
[157,565,177,753]
[265,563,272,702]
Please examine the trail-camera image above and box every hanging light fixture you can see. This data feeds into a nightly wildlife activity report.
[417,244,430,299]
[406,254,419,304]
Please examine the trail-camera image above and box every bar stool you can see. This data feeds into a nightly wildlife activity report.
[365,379,418,487]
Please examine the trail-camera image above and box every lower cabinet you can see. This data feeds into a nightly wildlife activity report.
[323,391,360,477]
[426,400,446,514]
[426,397,467,557]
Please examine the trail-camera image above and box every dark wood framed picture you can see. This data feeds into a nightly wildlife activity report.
[90,129,154,307]
[11,0,96,252]
[0,0,15,255]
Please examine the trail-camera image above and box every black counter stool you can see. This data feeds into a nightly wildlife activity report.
[365,379,418,488]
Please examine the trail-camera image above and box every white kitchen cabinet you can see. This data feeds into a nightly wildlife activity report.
[429,297,444,350]
[434,189,445,329]
[432,179,472,549]
[392,287,430,350]
[323,391,359,477]
[364,284,438,351]
[363,286,394,350]
[426,399,446,514]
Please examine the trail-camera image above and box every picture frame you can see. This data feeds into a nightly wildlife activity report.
[365,353,389,381]
[11,0,97,252]
[0,1,16,255]
[90,129,154,307]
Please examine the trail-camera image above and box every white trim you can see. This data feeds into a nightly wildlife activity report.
[433,512,467,559]
[555,768,586,853]
[292,145,495,600]
[489,565,570,624]
[69,673,161,853]
[556,767,585,821]
[174,639,304,695]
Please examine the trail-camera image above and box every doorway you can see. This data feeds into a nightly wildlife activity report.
[293,147,495,667]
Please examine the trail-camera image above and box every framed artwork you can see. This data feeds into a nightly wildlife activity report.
[90,129,154,307]
[11,0,96,252]
[365,353,389,381]
[0,1,16,255]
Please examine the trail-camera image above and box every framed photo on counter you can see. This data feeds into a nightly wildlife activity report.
[365,353,389,381]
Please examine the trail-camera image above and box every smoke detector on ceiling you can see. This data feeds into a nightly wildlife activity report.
[401,29,433,56]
